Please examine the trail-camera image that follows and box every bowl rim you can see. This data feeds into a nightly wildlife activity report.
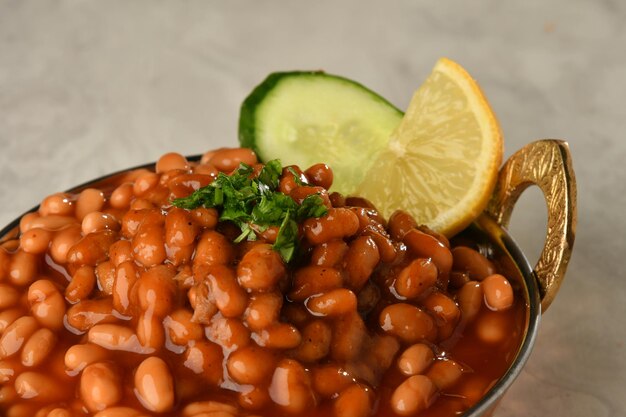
[0,155,543,416]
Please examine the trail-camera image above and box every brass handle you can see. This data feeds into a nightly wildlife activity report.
[486,140,577,312]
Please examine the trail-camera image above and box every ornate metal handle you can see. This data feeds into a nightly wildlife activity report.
[486,140,577,312]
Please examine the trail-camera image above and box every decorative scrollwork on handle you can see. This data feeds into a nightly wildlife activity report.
[487,140,577,311]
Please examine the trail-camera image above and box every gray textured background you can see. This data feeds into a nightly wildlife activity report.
[1,1,624,416]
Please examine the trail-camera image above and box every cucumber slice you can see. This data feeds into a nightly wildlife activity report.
[239,71,403,194]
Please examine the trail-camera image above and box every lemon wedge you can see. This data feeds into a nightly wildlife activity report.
[354,58,503,236]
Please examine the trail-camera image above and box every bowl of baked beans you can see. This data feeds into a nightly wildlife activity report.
[0,140,576,417]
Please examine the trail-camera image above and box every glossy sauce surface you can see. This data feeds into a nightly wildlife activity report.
[0,148,527,417]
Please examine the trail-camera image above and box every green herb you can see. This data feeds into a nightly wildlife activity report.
[172,160,328,262]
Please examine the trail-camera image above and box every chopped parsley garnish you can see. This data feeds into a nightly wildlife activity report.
[172,160,328,262]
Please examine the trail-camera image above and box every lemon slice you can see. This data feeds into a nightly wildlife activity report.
[354,58,503,237]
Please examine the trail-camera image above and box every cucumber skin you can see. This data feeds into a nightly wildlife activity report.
[238,71,403,161]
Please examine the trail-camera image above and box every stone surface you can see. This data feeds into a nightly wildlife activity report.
[1,0,624,416]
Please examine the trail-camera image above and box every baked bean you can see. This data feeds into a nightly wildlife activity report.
[334,384,372,417]
[15,371,65,402]
[82,212,119,235]
[129,198,154,210]
[165,207,197,246]
[27,215,78,231]
[49,225,82,264]
[304,163,333,189]
[121,209,162,239]
[379,303,436,344]
[19,228,52,254]
[66,230,117,267]
[64,343,110,374]
[244,291,282,331]
[182,400,238,417]
[194,230,235,268]
[292,319,332,363]
[451,246,496,280]
[132,220,166,268]
[457,281,484,324]
[65,265,96,303]
[303,208,359,245]
[305,288,357,317]
[268,359,315,414]
[6,403,41,417]
[135,265,176,317]
[329,191,346,207]
[39,193,74,217]
[193,163,219,177]
[475,310,509,344]
[404,229,452,280]
[417,225,450,249]
[422,292,461,326]
[206,265,248,318]
[482,274,514,311]
[110,183,135,209]
[166,241,195,266]
[0,357,25,384]
[398,343,435,376]
[206,148,257,172]
[133,172,159,197]
[66,298,118,332]
[343,236,380,291]
[112,261,139,314]
[108,240,133,267]
[289,265,342,302]
[331,312,367,361]
[426,359,464,390]
[167,173,215,200]
[75,188,106,220]
[289,186,332,209]
[96,260,116,295]
[134,356,174,413]
[136,311,165,351]
[388,210,417,241]
[156,152,190,173]
[8,250,39,287]
[252,323,301,349]
[163,309,203,346]
[0,308,22,334]
[205,316,250,350]
[18,212,38,234]
[93,408,150,417]
[390,375,437,416]
[310,240,349,267]
[238,385,271,411]
[183,340,224,385]
[394,258,438,299]
[190,207,219,229]
[20,328,56,367]
[312,365,352,398]
[80,362,122,411]
[227,345,276,384]
[279,166,308,194]
[28,279,65,330]
[364,229,397,263]
[88,324,144,353]
[237,243,285,292]
[0,283,19,309]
